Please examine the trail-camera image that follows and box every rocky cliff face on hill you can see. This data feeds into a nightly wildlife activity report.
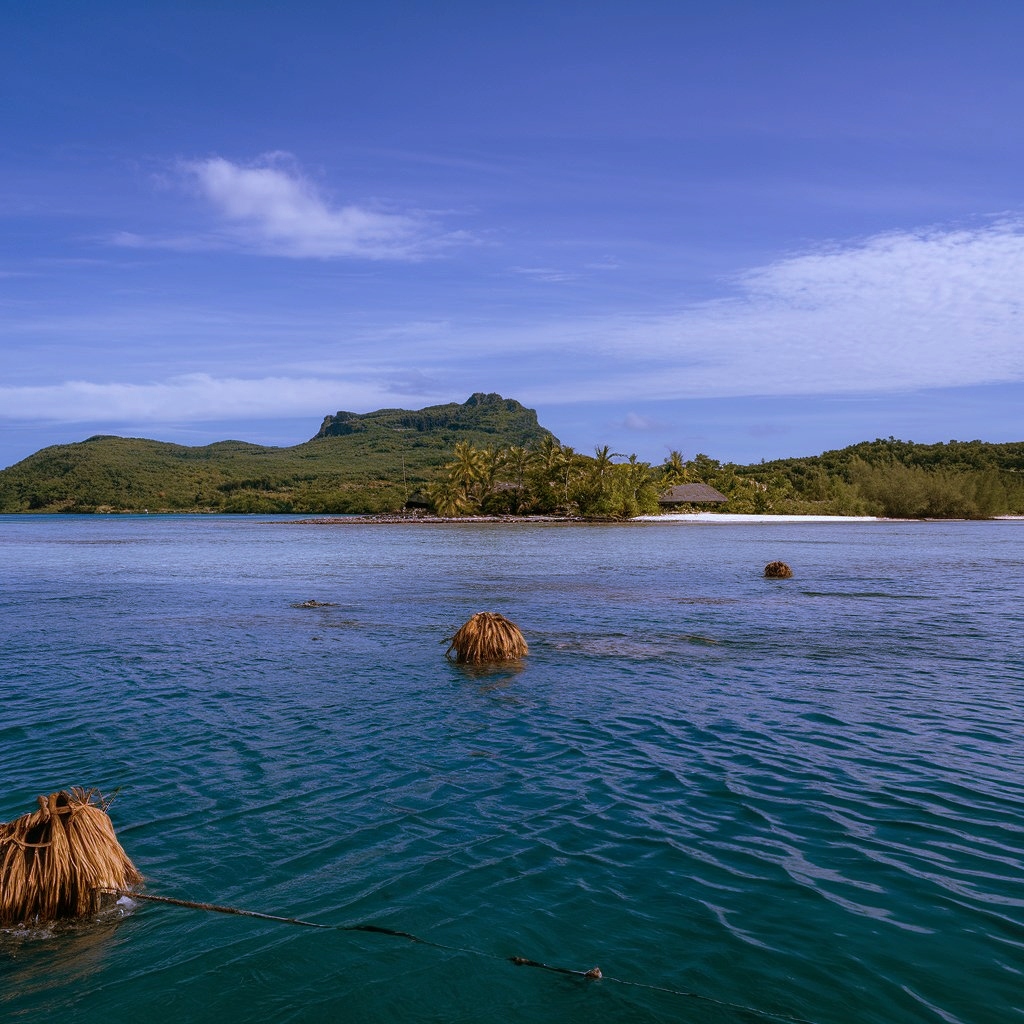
[315,392,551,445]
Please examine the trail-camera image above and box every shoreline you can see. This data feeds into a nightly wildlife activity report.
[290,512,1024,525]
[291,512,886,525]
[290,513,587,525]
[632,512,882,523]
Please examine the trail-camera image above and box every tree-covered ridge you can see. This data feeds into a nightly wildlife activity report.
[754,437,1024,476]
[730,438,1024,518]
[0,394,555,514]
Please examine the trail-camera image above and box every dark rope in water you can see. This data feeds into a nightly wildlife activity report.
[104,891,334,929]
[102,889,819,1024]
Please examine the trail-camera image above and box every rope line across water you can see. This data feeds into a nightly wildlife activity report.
[102,890,819,1024]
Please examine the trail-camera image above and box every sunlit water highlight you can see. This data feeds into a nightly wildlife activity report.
[1,515,1022,1023]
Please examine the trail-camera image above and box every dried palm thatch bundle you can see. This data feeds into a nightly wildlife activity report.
[0,788,142,926]
[764,561,793,579]
[445,612,528,664]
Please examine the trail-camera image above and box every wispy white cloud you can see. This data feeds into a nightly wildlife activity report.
[9,220,1024,428]
[510,265,579,283]
[110,230,221,252]
[620,412,662,431]
[0,374,417,423]
[514,220,1024,401]
[116,153,458,259]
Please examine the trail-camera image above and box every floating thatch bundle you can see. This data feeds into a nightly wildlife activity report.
[0,788,142,926]
[764,561,793,579]
[445,612,528,664]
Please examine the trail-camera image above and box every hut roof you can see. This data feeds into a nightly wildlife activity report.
[658,483,728,505]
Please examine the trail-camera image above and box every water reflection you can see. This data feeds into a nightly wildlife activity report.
[0,899,135,1003]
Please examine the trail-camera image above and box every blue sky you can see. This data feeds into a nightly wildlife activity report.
[3,1,1023,470]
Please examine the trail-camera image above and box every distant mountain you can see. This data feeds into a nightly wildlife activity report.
[314,392,549,443]
[0,393,556,514]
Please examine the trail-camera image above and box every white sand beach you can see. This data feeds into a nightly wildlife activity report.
[633,513,881,523]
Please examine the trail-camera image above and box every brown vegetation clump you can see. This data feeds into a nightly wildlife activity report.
[0,788,143,926]
[764,561,793,579]
[445,612,529,664]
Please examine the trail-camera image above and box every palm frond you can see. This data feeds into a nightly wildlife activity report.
[0,788,142,925]
[445,612,528,664]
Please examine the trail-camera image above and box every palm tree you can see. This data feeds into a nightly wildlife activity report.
[661,449,688,485]
[528,436,565,512]
[503,446,533,490]
[501,445,534,513]
[477,447,503,502]
[624,453,653,502]
[534,436,563,477]
[425,478,472,517]
[592,445,623,484]
[557,445,580,508]
[448,441,486,491]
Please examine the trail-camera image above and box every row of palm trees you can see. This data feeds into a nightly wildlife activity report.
[419,440,1016,519]
[423,439,692,518]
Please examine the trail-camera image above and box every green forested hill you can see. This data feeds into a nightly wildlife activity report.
[730,438,1024,517]
[0,393,555,513]
[751,437,1024,476]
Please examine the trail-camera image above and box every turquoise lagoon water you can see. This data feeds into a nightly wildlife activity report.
[1,514,1022,1023]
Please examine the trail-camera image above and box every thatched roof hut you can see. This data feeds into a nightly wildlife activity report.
[658,483,728,507]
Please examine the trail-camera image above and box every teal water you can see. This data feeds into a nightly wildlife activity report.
[1,515,1022,1023]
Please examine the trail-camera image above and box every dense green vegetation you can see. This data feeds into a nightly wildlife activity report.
[733,438,1024,518]
[406,435,1024,519]
[0,394,554,514]
[2,394,1022,518]
[425,439,661,518]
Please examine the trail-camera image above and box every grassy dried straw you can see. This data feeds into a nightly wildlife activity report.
[0,788,143,926]
[445,612,528,664]
[764,561,794,579]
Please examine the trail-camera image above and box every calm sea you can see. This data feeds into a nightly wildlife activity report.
[1,515,1022,1024]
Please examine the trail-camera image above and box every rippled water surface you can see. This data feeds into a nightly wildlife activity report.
[2,515,1022,1023]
